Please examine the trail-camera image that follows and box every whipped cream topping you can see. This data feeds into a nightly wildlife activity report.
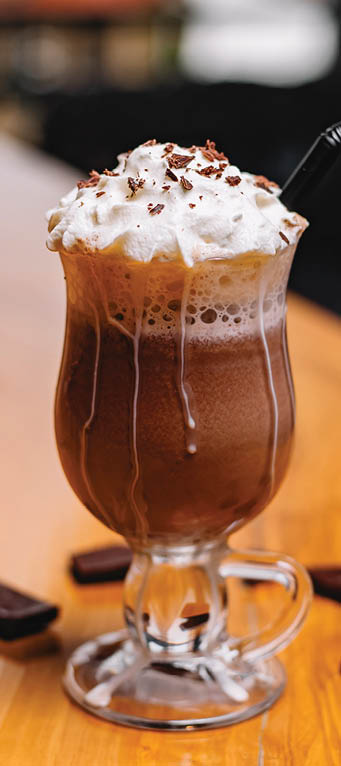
[47,140,306,266]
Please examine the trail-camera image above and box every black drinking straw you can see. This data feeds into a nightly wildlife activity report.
[279,121,341,210]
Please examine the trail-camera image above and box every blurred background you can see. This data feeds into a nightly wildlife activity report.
[0,0,340,313]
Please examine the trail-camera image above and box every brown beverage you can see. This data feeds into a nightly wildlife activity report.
[55,246,296,547]
[49,142,311,729]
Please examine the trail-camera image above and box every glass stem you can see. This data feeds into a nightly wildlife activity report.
[123,542,228,655]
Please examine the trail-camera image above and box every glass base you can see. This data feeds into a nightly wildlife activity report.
[63,629,286,731]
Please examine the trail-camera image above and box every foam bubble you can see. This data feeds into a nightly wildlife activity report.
[97,248,294,342]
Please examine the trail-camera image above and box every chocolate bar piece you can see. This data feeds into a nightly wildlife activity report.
[308,567,341,604]
[0,583,59,641]
[70,545,132,584]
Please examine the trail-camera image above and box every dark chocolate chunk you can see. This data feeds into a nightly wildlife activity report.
[70,545,132,584]
[308,567,341,604]
[0,583,59,641]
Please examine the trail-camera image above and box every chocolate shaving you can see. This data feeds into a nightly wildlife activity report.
[279,231,290,244]
[219,162,228,171]
[201,149,216,162]
[142,139,157,146]
[254,175,279,193]
[165,168,178,182]
[96,191,106,197]
[187,145,198,154]
[180,176,193,191]
[123,151,132,171]
[189,203,196,208]
[127,177,145,195]
[168,153,195,169]
[283,217,297,228]
[255,181,273,193]
[226,176,242,186]
[77,169,100,189]
[162,143,175,157]
[196,165,219,177]
[103,169,119,176]
[200,139,229,163]
[149,204,165,216]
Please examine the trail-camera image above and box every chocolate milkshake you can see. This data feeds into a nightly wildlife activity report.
[47,140,307,547]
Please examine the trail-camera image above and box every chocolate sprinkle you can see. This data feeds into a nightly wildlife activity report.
[162,185,171,191]
[189,203,196,208]
[165,168,178,182]
[168,153,195,169]
[226,176,242,186]
[96,191,106,197]
[149,204,165,215]
[279,231,290,244]
[180,176,193,191]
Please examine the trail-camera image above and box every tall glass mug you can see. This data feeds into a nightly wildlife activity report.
[57,240,312,729]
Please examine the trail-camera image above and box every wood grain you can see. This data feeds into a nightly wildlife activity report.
[0,134,340,764]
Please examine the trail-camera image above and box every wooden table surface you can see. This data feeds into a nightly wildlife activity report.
[1,134,340,765]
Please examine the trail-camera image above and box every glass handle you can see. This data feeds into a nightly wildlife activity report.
[219,549,312,663]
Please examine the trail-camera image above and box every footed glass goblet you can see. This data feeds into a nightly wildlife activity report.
[56,243,312,730]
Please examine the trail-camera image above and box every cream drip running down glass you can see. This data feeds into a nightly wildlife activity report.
[47,139,312,730]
